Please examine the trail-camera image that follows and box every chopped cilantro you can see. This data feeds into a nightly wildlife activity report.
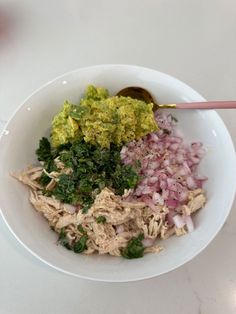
[53,174,79,204]
[36,138,58,187]
[77,225,86,234]
[58,227,88,253]
[112,164,139,195]
[36,137,140,211]
[81,203,92,214]
[58,228,71,250]
[134,159,141,169]
[36,137,52,162]
[38,171,51,186]
[121,234,145,259]
[73,235,88,253]
[96,216,106,224]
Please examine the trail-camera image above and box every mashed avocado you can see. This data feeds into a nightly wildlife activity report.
[51,85,158,148]
[85,85,109,101]
[51,101,79,147]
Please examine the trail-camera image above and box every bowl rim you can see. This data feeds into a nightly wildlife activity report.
[1,64,236,282]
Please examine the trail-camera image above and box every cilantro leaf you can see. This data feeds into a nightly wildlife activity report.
[37,137,140,210]
[121,234,145,259]
[58,227,88,253]
[96,216,106,224]
[53,174,79,204]
[77,225,86,234]
[38,171,51,186]
[112,164,140,195]
[36,137,59,187]
[73,235,88,253]
[36,137,52,162]
[58,228,71,250]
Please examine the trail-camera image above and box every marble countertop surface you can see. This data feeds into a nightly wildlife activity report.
[0,1,236,313]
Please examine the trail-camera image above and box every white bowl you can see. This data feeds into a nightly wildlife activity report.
[0,65,236,282]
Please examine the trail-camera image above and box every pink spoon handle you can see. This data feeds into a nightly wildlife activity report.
[176,101,236,109]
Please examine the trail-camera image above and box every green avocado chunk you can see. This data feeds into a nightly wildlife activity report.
[51,85,158,148]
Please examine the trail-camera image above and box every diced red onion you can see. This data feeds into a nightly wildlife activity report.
[178,189,188,202]
[150,133,159,142]
[162,159,170,167]
[184,215,194,232]
[173,214,186,228]
[120,146,128,155]
[63,204,77,214]
[167,209,175,225]
[148,176,159,184]
[116,225,125,234]
[152,192,164,205]
[141,185,154,194]
[162,189,169,200]
[186,176,197,189]
[191,142,202,150]
[166,199,179,208]
[120,112,207,219]
[146,168,155,176]
[160,180,167,190]
[141,195,158,211]
[142,238,155,247]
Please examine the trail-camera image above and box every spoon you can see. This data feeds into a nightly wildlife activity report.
[116,87,236,110]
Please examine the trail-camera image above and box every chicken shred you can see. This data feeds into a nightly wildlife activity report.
[13,166,206,257]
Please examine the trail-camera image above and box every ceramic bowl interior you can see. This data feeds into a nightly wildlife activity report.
[0,65,235,282]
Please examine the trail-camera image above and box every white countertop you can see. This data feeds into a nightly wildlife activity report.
[0,1,236,313]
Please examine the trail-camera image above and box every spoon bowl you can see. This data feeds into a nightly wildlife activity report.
[117,86,236,110]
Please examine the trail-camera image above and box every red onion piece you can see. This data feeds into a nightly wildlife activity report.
[142,238,155,248]
[173,214,186,228]
[120,112,207,219]
[63,204,77,214]
[184,215,194,232]
[166,199,179,208]
[116,225,125,234]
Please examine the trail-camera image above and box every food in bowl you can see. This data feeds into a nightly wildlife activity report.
[12,85,207,259]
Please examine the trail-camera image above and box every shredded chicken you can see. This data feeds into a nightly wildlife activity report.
[12,166,43,190]
[144,246,163,254]
[181,189,206,215]
[46,178,56,191]
[175,226,187,236]
[160,224,175,240]
[188,194,206,214]
[13,166,206,257]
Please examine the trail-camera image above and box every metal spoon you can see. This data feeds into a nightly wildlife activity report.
[116,87,236,110]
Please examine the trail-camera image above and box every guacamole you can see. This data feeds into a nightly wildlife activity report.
[51,85,158,148]
[51,101,80,147]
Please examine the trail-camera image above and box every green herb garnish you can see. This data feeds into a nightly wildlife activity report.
[38,171,51,186]
[58,228,71,250]
[121,234,145,259]
[77,225,86,234]
[53,174,79,204]
[36,137,58,187]
[36,137,52,161]
[96,216,106,224]
[36,137,140,210]
[112,164,139,195]
[58,227,88,253]
[73,235,88,253]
